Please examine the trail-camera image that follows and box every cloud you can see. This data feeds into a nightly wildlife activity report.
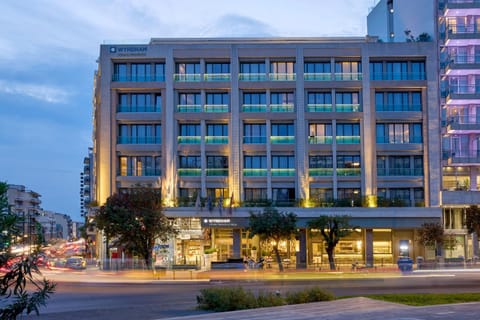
[0,80,70,104]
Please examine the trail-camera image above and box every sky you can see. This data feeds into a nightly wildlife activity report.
[0,0,377,221]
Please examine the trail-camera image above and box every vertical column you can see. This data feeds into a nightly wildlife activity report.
[230,45,241,205]
[365,229,374,266]
[163,48,176,206]
[201,119,206,196]
[232,228,241,259]
[470,167,478,190]
[295,48,307,201]
[296,228,307,269]
[473,232,479,259]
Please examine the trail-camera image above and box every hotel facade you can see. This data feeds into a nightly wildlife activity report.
[93,37,442,268]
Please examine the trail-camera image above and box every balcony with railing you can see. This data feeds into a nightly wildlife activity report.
[204,73,231,81]
[377,168,423,176]
[269,73,296,81]
[304,73,332,81]
[177,104,202,112]
[270,136,295,144]
[336,136,360,144]
[446,117,480,133]
[271,168,295,176]
[242,104,267,112]
[443,24,480,44]
[204,104,229,112]
[239,73,267,81]
[443,54,480,73]
[174,73,201,82]
[119,168,161,176]
[308,168,334,176]
[446,85,480,103]
[335,104,361,112]
[178,168,201,176]
[308,136,333,144]
[334,73,362,81]
[370,72,426,80]
[442,0,480,12]
[177,136,201,144]
[205,136,228,144]
[117,105,161,113]
[336,168,361,176]
[446,151,480,165]
[306,104,333,112]
[206,168,228,176]
[376,104,422,112]
[269,103,294,112]
[243,168,268,176]
[243,136,267,144]
[117,136,161,144]
[376,136,422,144]
[112,74,164,82]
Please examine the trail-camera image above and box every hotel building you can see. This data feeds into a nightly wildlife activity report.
[93,37,441,268]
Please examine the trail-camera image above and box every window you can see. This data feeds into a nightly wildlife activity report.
[308,123,332,144]
[411,62,426,80]
[370,61,425,80]
[337,188,361,201]
[376,123,422,144]
[306,92,332,112]
[270,92,294,112]
[244,188,267,201]
[131,63,151,82]
[369,62,383,80]
[335,92,361,112]
[243,123,266,144]
[206,156,228,176]
[178,93,201,112]
[205,63,230,81]
[272,188,295,205]
[386,62,408,80]
[304,62,331,80]
[309,155,333,176]
[240,62,266,81]
[155,63,165,81]
[310,188,334,204]
[336,123,360,144]
[272,155,295,176]
[206,124,228,144]
[242,92,266,112]
[175,62,200,81]
[113,63,127,81]
[375,91,422,111]
[337,155,361,176]
[271,123,294,144]
[119,156,161,176]
[118,124,161,144]
[205,92,229,112]
[270,61,295,80]
[244,155,267,176]
[179,156,201,168]
[178,123,201,144]
[335,61,361,80]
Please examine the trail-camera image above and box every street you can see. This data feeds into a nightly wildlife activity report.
[21,269,480,319]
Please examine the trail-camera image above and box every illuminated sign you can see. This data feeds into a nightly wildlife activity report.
[201,218,248,228]
[109,46,147,56]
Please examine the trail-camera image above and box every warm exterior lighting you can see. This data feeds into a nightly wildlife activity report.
[366,195,377,208]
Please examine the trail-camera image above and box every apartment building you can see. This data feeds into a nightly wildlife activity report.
[93,37,440,268]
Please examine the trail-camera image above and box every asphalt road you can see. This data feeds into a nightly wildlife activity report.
[22,270,480,320]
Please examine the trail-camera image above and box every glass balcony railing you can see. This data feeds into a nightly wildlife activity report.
[376,104,422,112]
[174,74,201,82]
[270,136,295,144]
[204,104,229,112]
[336,168,361,176]
[205,136,228,144]
[117,105,161,113]
[177,136,201,144]
[304,73,332,81]
[308,168,334,176]
[206,168,229,176]
[270,104,294,112]
[243,136,267,144]
[269,73,296,81]
[239,73,267,81]
[334,73,362,81]
[119,168,161,177]
[376,136,422,144]
[178,168,201,176]
[306,104,333,112]
[370,73,426,80]
[336,136,360,144]
[242,104,267,112]
[204,73,231,81]
[336,104,361,112]
[177,105,202,112]
[271,168,295,176]
[243,168,268,176]
[112,74,164,82]
[117,136,161,144]
[377,168,423,176]
[308,136,333,144]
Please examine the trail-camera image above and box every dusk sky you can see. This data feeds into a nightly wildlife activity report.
[0,0,377,221]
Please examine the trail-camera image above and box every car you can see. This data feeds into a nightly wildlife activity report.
[64,256,86,270]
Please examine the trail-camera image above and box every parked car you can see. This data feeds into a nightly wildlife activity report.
[65,256,86,270]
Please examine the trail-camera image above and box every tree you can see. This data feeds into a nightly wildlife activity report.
[95,187,177,268]
[416,222,444,257]
[466,205,480,236]
[0,182,55,319]
[404,29,431,42]
[308,215,354,271]
[248,207,297,272]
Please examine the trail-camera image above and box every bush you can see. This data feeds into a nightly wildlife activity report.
[197,286,333,311]
[285,286,334,305]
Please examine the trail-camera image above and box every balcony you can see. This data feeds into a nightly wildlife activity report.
[447,153,480,165]
[269,73,296,81]
[334,73,362,81]
[205,136,228,144]
[335,104,361,112]
[206,168,228,176]
[243,168,267,176]
[336,136,360,144]
[446,118,480,133]
[243,136,267,144]
[119,168,161,177]
[242,104,267,112]
[377,168,423,176]
[117,105,161,113]
[308,136,333,144]
[443,0,480,12]
[269,104,294,112]
[177,104,202,112]
[308,168,334,176]
[304,73,331,81]
[177,136,201,144]
[204,73,231,81]
[446,85,480,104]
[239,73,267,81]
[306,104,333,112]
[112,74,163,82]
[204,104,229,112]
[370,73,425,80]
[174,74,201,82]
[376,136,422,144]
[270,136,295,144]
[442,190,480,206]
[178,168,201,176]
[271,168,295,176]
[376,104,422,112]
[336,168,361,176]
[444,25,480,45]
[443,54,480,74]
[117,136,161,144]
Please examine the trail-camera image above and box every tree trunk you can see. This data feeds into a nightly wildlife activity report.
[326,246,335,270]
[273,245,284,272]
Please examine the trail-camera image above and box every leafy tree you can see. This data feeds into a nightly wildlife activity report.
[416,222,444,257]
[248,207,297,272]
[95,187,177,268]
[0,182,55,319]
[405,29,431,42]
[308,215,354,270]
[466,205,480,236]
